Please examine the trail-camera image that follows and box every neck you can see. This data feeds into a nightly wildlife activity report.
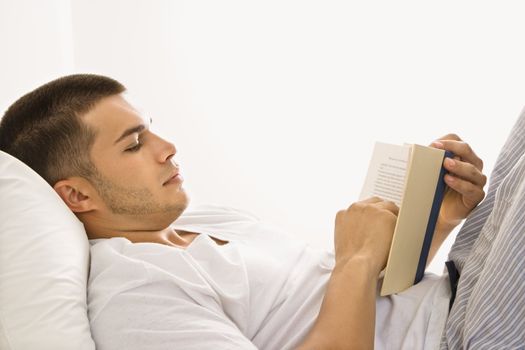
[84,220,195,248]
[79,209,195,247]
[88,227,194,248]
[118,227,194,248]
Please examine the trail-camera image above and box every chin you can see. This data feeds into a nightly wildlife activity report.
[164,193,190,224]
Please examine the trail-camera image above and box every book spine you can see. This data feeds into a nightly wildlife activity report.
[414,150,454,284]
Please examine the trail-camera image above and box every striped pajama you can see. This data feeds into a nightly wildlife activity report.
[440,109,525,349]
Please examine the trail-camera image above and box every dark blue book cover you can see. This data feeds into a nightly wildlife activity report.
[414,150,454,284]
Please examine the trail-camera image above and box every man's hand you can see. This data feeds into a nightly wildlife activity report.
[431,134,487,235]
[297,197,399,349]
[334,197,399,275]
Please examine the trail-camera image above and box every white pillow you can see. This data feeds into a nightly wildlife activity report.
[0,151,95,350]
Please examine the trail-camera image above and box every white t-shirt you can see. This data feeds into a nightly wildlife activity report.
[88,204,450,349]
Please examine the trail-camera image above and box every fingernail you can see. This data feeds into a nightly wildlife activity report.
[445,158,455,167]
[445,174,455,182]
[432,141,444,148]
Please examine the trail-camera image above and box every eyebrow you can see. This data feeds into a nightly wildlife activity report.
[114,124,146,145]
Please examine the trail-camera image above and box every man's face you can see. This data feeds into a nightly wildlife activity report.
[82,94,189,227]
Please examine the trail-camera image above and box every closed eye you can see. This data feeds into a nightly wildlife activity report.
[125,142,143,152]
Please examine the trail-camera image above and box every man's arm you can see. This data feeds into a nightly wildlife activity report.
[297,257,379,349]
[297,136,487,349]
[297,197,399,349]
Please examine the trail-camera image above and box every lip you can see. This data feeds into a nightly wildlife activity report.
[163,170,183,186]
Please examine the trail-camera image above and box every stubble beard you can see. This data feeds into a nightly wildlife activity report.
[90,170,187,217]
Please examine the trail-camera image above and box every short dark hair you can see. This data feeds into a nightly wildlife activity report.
[0,74,126,186]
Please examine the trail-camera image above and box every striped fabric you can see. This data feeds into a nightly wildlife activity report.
[440,108,525,349]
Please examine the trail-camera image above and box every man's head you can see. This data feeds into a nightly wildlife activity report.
[0,74,122,186]
[0,74,189,237]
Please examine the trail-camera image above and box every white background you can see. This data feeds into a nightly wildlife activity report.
[2,0,524,274]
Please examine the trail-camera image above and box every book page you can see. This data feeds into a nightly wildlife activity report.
[359,142,410,206]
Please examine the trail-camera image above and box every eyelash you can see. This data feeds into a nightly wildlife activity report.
[125,141,143,152]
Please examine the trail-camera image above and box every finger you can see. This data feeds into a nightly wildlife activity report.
[443,157,487,187]
[437,140,483,171]
[444,174,486,206]
[437,133,463,142]
[430,141,461,163]
[429,133,463,150]
[360,196,385,204]
[347,196,384,211]
[375,200,400,216]
[430,141,444,149]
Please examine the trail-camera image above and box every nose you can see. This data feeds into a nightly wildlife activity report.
[153,134,177,164]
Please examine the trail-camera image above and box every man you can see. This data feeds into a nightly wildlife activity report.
[0,74,492,349]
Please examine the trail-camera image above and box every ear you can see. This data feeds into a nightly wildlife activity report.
[53,178,96,213]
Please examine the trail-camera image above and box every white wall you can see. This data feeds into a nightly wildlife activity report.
[0,0,74,111]
[3,0,525,274]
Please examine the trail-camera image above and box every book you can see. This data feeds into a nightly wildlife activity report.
[359,142,452,296]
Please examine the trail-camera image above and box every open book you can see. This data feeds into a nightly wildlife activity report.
[359,142,452,296]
